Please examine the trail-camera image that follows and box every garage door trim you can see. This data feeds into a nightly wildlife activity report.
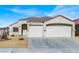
[46,23,72,26]
[45,24,72,38]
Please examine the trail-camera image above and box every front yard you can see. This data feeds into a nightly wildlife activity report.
[0,36,79,52]
[0,36,79,48]
[0,36,28,48]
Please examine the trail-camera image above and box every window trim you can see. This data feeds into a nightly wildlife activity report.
[13,27,19,32]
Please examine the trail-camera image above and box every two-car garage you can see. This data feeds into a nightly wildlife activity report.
[28,15,75,38]
[45,24,72,38]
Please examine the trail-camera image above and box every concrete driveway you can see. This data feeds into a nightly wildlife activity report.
[28,38,79,48]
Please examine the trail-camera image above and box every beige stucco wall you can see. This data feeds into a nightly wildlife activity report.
[28,22,43,25]
[9,20,28,36]
[45,16,73,24]
[9,20,44,36]
[72,23,75,38]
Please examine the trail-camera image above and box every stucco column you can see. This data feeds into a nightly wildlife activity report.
[72,24,75,39]
[19,25,22,36]
[42,23,46,39]
[27,23,29,39]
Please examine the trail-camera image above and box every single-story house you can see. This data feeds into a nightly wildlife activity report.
[73,19,79,36]
[9,15,75,38]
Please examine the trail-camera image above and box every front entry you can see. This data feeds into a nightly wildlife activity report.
[21,24,27,36]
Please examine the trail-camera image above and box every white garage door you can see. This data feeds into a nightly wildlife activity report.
[28,25,43,38]
[45,25,72,37]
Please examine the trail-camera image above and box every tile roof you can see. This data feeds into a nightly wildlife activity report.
[73,19,79,25]
[19,16,53,22]
[0,27,8,30]
[10,15,72,26]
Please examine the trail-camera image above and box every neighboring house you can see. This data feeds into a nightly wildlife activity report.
[73,19,79,36]
[0,27,9,35]
[9,15,75,38]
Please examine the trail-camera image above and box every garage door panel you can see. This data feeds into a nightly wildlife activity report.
[29,26,43,37]
[45,26,71,37]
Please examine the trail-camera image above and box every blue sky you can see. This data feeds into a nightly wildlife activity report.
[0,5,79,27]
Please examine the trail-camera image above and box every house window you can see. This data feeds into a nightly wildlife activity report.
[13,27,18,32]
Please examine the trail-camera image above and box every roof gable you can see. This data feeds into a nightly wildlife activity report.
[45,15,73,24]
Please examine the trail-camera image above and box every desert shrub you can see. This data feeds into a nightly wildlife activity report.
[19,37,24,40]
[1,34,9,40]
[11,35,15,37]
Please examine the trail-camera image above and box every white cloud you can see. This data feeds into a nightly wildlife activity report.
[0,21,8,27]
[5,7,45,16]
[52,5,64,12]
[46,5,79,19]
[70,12,76,14]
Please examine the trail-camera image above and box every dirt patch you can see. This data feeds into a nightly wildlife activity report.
[0,36,28,48]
